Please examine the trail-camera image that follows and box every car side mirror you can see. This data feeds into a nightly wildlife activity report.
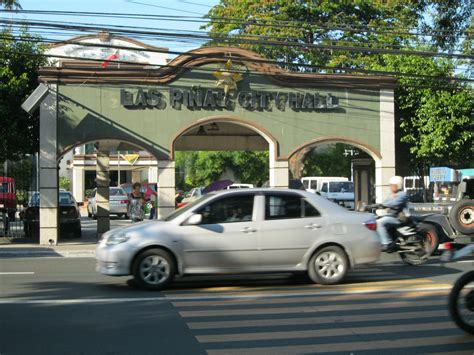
[184,213,202,226]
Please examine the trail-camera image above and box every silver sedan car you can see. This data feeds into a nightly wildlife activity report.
[96,188,381,290]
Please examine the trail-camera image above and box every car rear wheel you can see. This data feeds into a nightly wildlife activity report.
[308,246,348,285]
[132,249,176,291]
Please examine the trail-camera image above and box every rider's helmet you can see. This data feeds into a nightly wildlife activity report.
[389,176,403,191]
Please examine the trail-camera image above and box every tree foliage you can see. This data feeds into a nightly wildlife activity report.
[302,144,353,178]
[204,0,473,172]
[175,151,269,190]
[0,0,21,10]
[0,29,46,161]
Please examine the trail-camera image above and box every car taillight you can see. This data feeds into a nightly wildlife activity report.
[442,242,453,250]
[364,220,377,231]
[64,207,78,217]
[120,200,129,204]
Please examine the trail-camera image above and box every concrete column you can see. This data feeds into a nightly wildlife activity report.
[39,84,58,245]
[96,152,110,234]
[157,160,175,218]
[376,89,396,203]
[72,166,85,203]
[148,165,158,183]
[269,159,289,188]
[353,159,372,208]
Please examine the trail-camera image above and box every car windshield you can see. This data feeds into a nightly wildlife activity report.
[164,193,214,221]
[30,192,75,206]
[329,182,354,193]
[110,188,127,196]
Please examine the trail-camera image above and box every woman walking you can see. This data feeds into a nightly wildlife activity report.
[128,182,145,223]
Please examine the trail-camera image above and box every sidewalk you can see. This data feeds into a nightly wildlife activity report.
[0,232,98,258]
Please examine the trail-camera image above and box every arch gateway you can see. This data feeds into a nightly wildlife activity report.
[35,46,396,245]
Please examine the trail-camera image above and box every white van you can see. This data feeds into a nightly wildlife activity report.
[319,180,355,209]
[301,176,348,193]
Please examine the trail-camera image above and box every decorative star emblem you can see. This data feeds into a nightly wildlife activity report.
[213,59,243,95]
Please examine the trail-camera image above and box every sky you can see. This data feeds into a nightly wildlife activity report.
[1,0,220,55]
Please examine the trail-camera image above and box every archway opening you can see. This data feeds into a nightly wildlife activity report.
[57,138,159,241]
[173,119,275,201]
[290,141,379,209]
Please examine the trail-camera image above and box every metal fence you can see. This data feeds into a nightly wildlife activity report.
[0,156,38,240]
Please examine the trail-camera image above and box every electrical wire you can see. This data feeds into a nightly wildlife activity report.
[1,18,472,60]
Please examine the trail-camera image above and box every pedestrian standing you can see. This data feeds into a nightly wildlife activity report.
[128,182,145,223]
[149,191,157,220]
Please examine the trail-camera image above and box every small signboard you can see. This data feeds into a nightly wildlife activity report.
[429,167,458,182]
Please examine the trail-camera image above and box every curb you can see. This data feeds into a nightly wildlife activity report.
[0,249,96,258]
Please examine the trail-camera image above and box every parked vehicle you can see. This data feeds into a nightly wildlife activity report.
[441,243,474,334]
[23,191,81,238]
[408,167,474,250]
[96,188,381,290]
[301,176,348,194]
[87,187,129,219]
[0,176,17,221]
[403,175,430,202]
[320,180,355,210]
[179,187,204,207]
[226,183,254,189]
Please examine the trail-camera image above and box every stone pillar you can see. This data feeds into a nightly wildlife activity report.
[157,160,175,219]
[96,152,110,235]
[39,85,58,245]
[376,89,396,203]
[148,165,158,183]
[72,166,85,204]
[269,159,289,188]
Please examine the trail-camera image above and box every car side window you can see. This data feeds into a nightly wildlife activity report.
[197,195,254,224]
[265,195,320,220]
[304,201,321,217]
[310,181,318,190]
[265,194,301,220]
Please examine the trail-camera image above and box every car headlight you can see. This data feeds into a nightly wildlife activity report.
[106,233,130,245]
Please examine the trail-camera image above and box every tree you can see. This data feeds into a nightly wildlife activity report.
[204,1,473,173]
[0,29,46,161]
[301,144,353,178]
[0,0,21,10]
[175,151,269,190]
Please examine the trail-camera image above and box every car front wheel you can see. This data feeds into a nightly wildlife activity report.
[132,249,176,290]
[308,246,348,285]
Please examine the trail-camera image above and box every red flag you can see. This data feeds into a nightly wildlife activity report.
[101,50,119,68]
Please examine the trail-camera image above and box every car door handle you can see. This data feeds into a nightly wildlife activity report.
[305,223,322,230]
[240,227,257,233]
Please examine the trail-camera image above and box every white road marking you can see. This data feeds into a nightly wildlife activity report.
[0,272,35,275]
[0,285,452,304]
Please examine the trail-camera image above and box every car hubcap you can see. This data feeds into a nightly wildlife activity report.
[140,255,170,285]
[459,207,473,226]
[315,252,344,279]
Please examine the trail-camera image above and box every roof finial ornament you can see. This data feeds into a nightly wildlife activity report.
[213,53,243,96]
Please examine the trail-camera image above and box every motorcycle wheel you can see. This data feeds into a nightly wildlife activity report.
[399,234,430,266]
[449,271,474,335]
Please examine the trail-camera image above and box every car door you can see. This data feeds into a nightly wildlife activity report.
[257,192,326,268]
[178,193,259,273]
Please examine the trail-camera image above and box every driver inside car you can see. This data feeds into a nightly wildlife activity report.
[377,176,409,252]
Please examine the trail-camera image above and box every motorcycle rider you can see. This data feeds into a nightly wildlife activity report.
[377,176,409,252]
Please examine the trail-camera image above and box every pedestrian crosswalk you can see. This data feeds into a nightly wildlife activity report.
[167,267,474,354]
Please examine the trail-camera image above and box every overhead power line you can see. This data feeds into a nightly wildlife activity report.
[0,9,471,37]
[1,38,472,87]
[1,18,472,61]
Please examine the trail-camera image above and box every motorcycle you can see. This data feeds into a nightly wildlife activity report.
[363,204,433,266]
[441,243,474,335]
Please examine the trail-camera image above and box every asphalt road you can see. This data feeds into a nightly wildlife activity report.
[1,254,474,355]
